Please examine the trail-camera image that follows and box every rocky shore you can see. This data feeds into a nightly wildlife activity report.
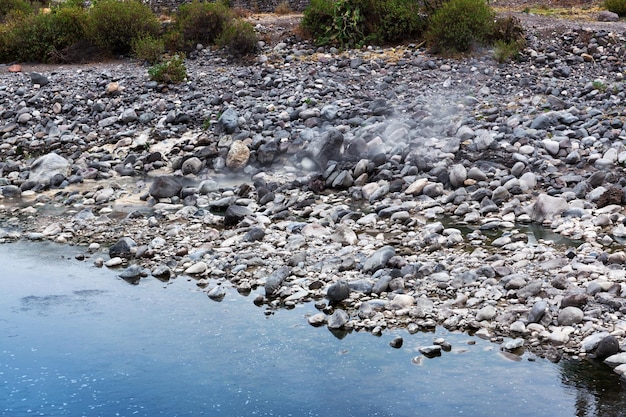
[3,12,626,373]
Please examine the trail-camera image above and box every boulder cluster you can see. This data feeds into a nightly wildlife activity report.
[2,15,626,372]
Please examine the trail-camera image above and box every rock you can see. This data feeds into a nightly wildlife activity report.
[362,246,395,273]
[389,294,414,309]
[30,72,49,86]
[595,335,620,360]
[527,194,568,223]
[449,164,467,188]
[389,336,403,348]
[226,140,250,169]
[502,338,524,351]
[109,237,137,258]
[265,266,290,297]
[597,11,619,22]
[29,153,70,185]
[327,308,349,329]
[327,280,350,302]
[557,306,584,326]
[419,345,442,357]
[244,227,265,242]
[604,352,626,368]
[181,157,203,175]
[528,300,547,323]
[185,262,207,275]
[208,285,226,301]
[476,305,497,321]
[305,128,344,169]
[224,205,253,226]
[151,265,172,280]
[119,265,143,281]
[149,176,182,199]
[308,312,327,326]
[8,64,21,73]
[216,108,239,133]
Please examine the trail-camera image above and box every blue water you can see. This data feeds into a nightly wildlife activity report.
[1,242,624,417]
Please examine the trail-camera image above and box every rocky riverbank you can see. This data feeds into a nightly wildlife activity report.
[3,12,626,372]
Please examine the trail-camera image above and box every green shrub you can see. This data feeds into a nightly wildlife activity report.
[175,0,233,50]
[300,0,334,41]
[426,0,495,53]
[87,0,160,56]
[0,0,33,22]
[217,18,257,56]
[148,53,187,83]
[365,0,425,44]
[132,34,164,64]
[0,5,88,63]
[301,0,426,48]
[605,0,626,15]
[493,40,523,63]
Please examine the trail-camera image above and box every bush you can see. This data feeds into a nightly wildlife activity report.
[300,0,335,42]
[87,0,160,56]
[217,18,257,56]
[493,39,524,63]
[301,0,426,48]
[604,0,626,16]
[426,0,495,53]
[365,0,425,44]
[175,0,233,50]
[132,34,164,64]
[0,5,88,63]
[0,0,32,23]
[148,53,187,83]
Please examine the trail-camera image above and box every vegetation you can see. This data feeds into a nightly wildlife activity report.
[148,53,187,83]
[604,0,626,16]
[217,18,258,56]
[132,34,165,64]
[425,0,495,53]
[491,15,526,62]
[174,0,233,50]
[87,0,160,56]
[0,0,33,22]
[301,0,425,48]
[274,1,293,15]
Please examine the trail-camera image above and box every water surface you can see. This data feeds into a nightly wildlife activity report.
[1,242,624,416]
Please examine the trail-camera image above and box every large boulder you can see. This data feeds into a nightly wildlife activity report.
[527,194,568,223]
[149,176,183,199]
[305,128,344,169]
[29,153,71,185]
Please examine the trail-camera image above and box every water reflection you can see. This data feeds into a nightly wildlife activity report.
[559,359,626,417]
[0,241,624,417]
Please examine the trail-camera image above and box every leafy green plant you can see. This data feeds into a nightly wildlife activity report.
[217,18,257,56]
[604,0,626,16]
[0,0,32,22]
[426,0,495,53]
[87,0,160,55]
[493,39,524,63]
[593,80,607,91]
[300,0,335,42]
[0,5,88,63]
[132,34,164,64]
[301,0,426,48]
[148,53,187,84]
[175,0,233,50]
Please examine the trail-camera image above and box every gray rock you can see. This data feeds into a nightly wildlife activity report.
[557,306,584,326]
[224,205,253,226]
[265,266,290,297]
[208,285,226,301]
[595,335,620,360]
[216,107,239,133]
[305,128,344,169]
[181,157,203,175]
[149,176,182,199]
[30,72,49,86]
[476,305,497,321]
[528,300,547,323]
[527,194,569,223]
[29,153,70,185]
[327,280,350,302]
[327,308,349,329]
[449,164,467,188]
[362,246,395,273]
[119,265,143,281]
[389,336,403,348]
[109,237,137,258]
[598,10,619,21]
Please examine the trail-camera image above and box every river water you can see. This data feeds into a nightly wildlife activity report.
[1,241,624,417]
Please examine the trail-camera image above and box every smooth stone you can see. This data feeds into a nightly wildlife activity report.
[557,306,584,326]
[327,280,350,302]
[327,309,349,329]
[184,262,207,275]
